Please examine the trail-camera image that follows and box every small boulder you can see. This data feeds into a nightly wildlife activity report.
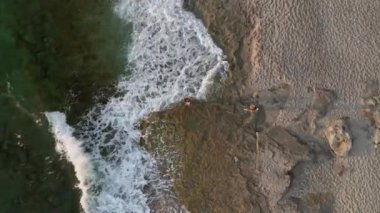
[362,95,380,148]
[325,119,352,157]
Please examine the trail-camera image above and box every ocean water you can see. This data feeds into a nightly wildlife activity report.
[46,0,227,212]
[0,0,130,212]
[0,1,81,212]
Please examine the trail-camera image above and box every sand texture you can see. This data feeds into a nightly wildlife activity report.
[253,0,380,126]
[153,0,380,212]
[252,1,380,212]
[183,0,380,212]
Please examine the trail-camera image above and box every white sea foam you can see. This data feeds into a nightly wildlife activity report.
[45,112,92,213]
[46,0,227,212]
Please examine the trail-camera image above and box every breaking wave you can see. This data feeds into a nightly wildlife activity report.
[46,0,227,212]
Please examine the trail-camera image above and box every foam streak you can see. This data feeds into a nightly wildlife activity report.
[47,0,227,212]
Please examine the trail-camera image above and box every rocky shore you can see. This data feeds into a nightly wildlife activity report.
[2,0,378,212]
[143,0,380,212]
[143,97,310,212]
[141,1,312,212]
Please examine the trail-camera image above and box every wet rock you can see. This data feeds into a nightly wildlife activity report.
[144,101,310,212]
[325,119,352,157]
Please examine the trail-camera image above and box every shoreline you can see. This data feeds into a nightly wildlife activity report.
[142,3,310,211]
[144,0,380,212]
[183,0,261,101]
[2,0,379,212]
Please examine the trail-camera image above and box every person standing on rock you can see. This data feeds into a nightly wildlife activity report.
[184,97,191,107]
[242,103,261,128]
[244,104,259,113]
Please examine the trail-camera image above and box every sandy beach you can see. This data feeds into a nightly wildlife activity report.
[254,1,380,211]
[254,0,380,123]
[2,0,380,212]
[143,0,380,212]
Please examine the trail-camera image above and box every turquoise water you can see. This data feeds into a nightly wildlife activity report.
[0,1,131,212]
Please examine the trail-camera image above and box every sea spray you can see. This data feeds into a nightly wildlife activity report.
[47,0,228,212]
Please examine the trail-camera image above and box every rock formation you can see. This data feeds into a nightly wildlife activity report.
[143,87,310,212]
